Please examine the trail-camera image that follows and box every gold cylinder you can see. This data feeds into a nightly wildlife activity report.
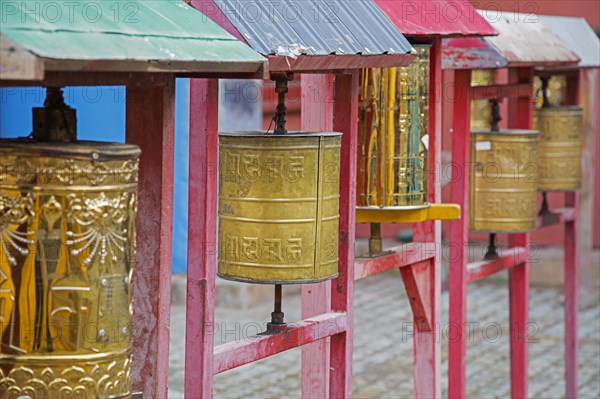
[533,106,583,191]
[218,132,341,284]
[357,45,430,210]
[470,70,497,130]
[469,130,539,232]
[0,139,139,399]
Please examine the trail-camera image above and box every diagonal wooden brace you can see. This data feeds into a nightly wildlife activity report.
[400,260,434,332]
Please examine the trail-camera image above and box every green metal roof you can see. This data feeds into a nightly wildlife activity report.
[0,0,265,80]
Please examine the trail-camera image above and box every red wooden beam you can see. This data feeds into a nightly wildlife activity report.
[448,68,472,399]
[126,83,175,398]
[536,207,576,229]
[466,247,530,283]
[184,79,219,398]
[507,67,534,399]
[471,83,531,100]
[400,261,434,332]
[329,72,359,398]
[410,38,443,399]
[354,242,436,280]
[564,192,579,399]
[300,74,334,399]
[213,312,348,374]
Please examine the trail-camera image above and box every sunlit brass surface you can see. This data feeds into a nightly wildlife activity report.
[0,139,139,399]
[533,75,567,108]
[357,45,430,211]
[470,70,497,130]
[533,106,583,191]
[469,130,539,232]
[218,131,341,284]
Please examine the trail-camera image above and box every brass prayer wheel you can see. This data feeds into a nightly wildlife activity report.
[357,45,430,210]
[469,130,539,232]
[218,131,341,284]
[533,106,583,191]
[0,139,139,398]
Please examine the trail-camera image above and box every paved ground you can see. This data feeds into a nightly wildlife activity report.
[168,272,600,398]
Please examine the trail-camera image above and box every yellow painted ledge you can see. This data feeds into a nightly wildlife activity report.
[356,203,461,224]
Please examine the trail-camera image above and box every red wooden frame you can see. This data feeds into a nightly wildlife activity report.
[447,66,581,399]
[182,39,444,399]
[183,72,359,397]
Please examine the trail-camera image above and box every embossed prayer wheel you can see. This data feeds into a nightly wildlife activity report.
[469,130,539,232]
[218,131,341,284]
[0,90,139,398]
[357,45,430,210]
[533,106,583,191]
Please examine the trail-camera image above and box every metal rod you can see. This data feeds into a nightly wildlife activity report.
[273,81,288,135]
[490,99,501,132]
[540,76,550,108]
[369,223,383,255]
[484,233,499,260]
[270,284,285,326]
[539,191,551,216]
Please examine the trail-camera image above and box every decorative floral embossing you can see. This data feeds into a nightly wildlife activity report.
[0,193,36,266]
[66,193,130,266]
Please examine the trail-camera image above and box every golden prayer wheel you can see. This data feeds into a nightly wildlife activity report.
[469,130,539,232]
[0,89,138,398]
[218,131,341,284]
[532,106,583,191]
[357,45,430,211]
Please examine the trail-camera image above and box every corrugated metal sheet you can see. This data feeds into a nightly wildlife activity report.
[478,10,580,67]
[214,0,414,56]
[537,15,600,69]
[375,0,497,37]
[442,37,508,70]
[0,0,264,72]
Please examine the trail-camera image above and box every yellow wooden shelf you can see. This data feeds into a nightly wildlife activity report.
[356,203,461,224]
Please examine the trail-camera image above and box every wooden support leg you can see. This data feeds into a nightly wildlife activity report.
[564,192,579,399]
[126,83,175,398]
[329,72,358,398]
[448,68,472,399]
[507,67,533,399]
[410,37,443,399]
[184,79,219,398]
[301,74,334,398]
[401,260,434,332]
[508,233,529,399]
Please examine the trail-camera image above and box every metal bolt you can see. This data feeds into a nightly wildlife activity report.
[101,278,108,287]
[98,329,106,338]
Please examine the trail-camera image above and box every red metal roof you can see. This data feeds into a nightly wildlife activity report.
[442,37,508,70]
[375,0,497,37]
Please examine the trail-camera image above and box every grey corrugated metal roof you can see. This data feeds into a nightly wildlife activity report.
[537,15,600,69]
[214,0,414,57]
[478,10,580,67]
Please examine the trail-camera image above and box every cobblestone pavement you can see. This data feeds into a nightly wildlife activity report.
[168,272,600,398]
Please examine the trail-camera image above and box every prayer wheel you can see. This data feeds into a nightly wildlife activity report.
[0,89,139,398]
[218,131,341,284]
[469,129,539,232]
[533,106,583,191]
[357,45,430,211]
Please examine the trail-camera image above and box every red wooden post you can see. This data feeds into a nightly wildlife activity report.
[184,78,219,398]
[564,191,579,399]
[329,72,359,398]
[126,83,175,398]
[301,74,334,398]
[507,67,534,399]
[448,68,472,399]
[410,37,442,399]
